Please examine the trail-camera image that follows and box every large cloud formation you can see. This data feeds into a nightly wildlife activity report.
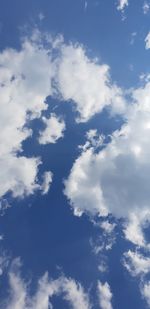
[0,29,126,200]
[64,73,150,307]
[0,35,53,198]
[65,78,150,225]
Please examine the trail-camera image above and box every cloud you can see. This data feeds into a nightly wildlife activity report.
[123,249,150,307]
[123,250,150,277]
[143,1,150,14]
[64,78,150,224]
[117,0,128,11]
[64,74,150,306]
[141,281,150,307]
[145,32,150,49]
[123,211,150,248]
[130,32,137,45]
[38,113,65,144]
[0,29,126,201]
[56,43,126,122]
[4,259,91,309]
[97,281,113,309]
[0,32,55,199]
[40,171,53,195]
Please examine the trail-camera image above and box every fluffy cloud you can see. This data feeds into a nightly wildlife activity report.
[4,259,91,309]
[38,113,65,144]
[0,33,55,199]
[65,79,150,223]
[0,29,126,201]
[123,211,150,248]
[117,0,128,11]
[97,281,113,309]
[56,43,126,122]
[123,250,150,277]
[64,75,150,306]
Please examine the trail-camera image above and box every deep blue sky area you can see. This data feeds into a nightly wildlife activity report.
[0,0,150,308]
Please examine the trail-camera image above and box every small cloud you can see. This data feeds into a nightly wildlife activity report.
[145,31,150,49]
[143,1,150,14]
[38,113,66,145]
[84,1,88,11]
[117,0,128,12]
[38,12,45,21]
[40,171,53,195]
[0,199,11,216]
[130,32,137,45]
[97,281,113,309]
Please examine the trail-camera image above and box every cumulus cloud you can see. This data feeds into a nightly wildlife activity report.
[64,74,150,305]
[97,281,113,309]
[0,32,55,199]
[117,0,128,11]
[56,43,126,122]
[0,29,126,201]
[123,250,150,277]
[38,113,65,144]
[123,211,150,248]
[4,259,91,309]
[65,78,150,224]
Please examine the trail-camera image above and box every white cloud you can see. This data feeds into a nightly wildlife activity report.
[123,211,150,247]
[4,259,91,309]
[0,30,127,202]
[56,43,126,122]
[0,33,55,199]
[64,75,150,307]
[64,79,150,226]
[97,281,113,309]
[143,2,150,14]
[123,250,150,277]
[141,281,150,307]
[40,171,53,195]
[117,0,128,11]
[38,113,65,144]
[100,221,116,234]
[145,32,150,49]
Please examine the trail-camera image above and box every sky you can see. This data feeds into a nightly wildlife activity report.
[1,0,150,308]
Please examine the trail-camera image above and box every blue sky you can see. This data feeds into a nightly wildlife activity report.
[0,0,150,308]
